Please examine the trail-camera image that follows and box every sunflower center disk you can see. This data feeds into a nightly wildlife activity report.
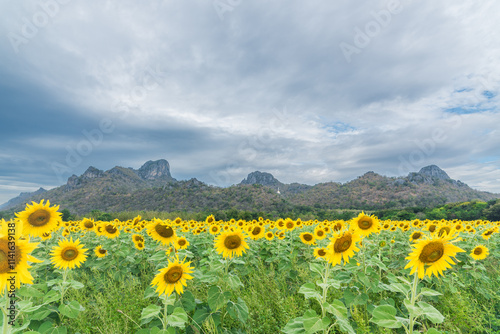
[224,235,242,250]
[419,241,444,263]
[0,240,21,273]
[105,225,117,234]
[62,248,79,261]
[334,235,352,253]
[155,224,174,238]
[252,227,261,235]
[318,249,326,256]
[165,266,183,283]
[358,219,372,230]
[303,234,313,241]
[474,248,482,255]
[28,209,50,227]
[438,227,450,237]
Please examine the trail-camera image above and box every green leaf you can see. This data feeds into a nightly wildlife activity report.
[316,278,341,290]
[67,280,84,290]
[227,297,249,323]
[309,262,324,276]
[140,304,161,320]
[167,307,188,328]
[299,283,322,303]
[283,316,306,334]
[29,306,53,321]
[227,273,244,289]
[419,287,442,297]
[17,286,45,298]
[324,300,355,334]
[148,251,166,262]
[352,292,369,306]
[426,329,443,334]
[10,321,30,334]
[302,310,330,334]
[43,290,61,304]
[207,286,231,311]
[179,290,196,312]
[144,286,158,299]
[370,305,402,329]
[192,307,210,330]
[417,301,444,324]
[403,299,423,317]
[17,300,42,313]
[380,283,410,296]
[58,301,83,319]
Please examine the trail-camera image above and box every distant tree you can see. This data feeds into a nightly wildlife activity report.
[60,209,74,221]
[484,203,500,221]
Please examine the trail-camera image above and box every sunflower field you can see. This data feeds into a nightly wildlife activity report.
[1,200,499,334]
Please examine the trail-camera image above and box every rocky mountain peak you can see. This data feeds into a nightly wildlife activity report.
[138,159,172,180]
[82,166,104,179]
[240,171,282,187]
[418,165,450,180]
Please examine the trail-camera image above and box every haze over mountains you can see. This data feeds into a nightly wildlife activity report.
[1,160,498,215]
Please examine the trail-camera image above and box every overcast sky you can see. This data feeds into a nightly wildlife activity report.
[1,0,500,205]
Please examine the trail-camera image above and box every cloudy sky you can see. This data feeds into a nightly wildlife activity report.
[1,0,500,205]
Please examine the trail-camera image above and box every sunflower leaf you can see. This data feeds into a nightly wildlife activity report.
[167,307,188,328]
[227,297,249,323]
[302,309,330,334]
[140,304,162,321]
[58,301,83,319]
[417,301,444,324]
[309,262,324,277]
[207,286,231,311]
[370,305,402,329]
[283,316,306,334]
[403,299,423,317]
[418,288,442,297]
[227,274,244,289]
[299,283,322,303]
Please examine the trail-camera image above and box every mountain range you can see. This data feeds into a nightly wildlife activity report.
[1,159,498,215]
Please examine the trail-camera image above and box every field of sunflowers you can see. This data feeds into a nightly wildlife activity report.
[1,199,499,334]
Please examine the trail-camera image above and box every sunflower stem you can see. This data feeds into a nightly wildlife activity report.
[162,295,169,330]
[407,272,419,334]
[321,261,331,323]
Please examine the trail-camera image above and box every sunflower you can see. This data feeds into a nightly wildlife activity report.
[50,238,88,270]
[436,224,454,237]
[313,247,329,260]
[147,219,177,245]
[332,221,344,232]
[15,199,62,238]
[135,241,145,250]
[404,232,464,279]
[264,231,274,241]
[132,234,145,244]
[249,225,265,240]
[314,227,327,240]
[352,212,380,237]
[284,219,296,231]
[80,218,95,232]
[214,229,249,258]
[176,237,189,250]
[101,222,120,239]
[299,232,316,245]
[0,220,41,294]
[206,215,215,225]
[94,245,107,258]
[326,230,361,266]
[151,256,194,297]
[470,245,489,260]
[409,231,424,242]
[277,231,286,240]
[482,229,495,240]
[40,232,52,241]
